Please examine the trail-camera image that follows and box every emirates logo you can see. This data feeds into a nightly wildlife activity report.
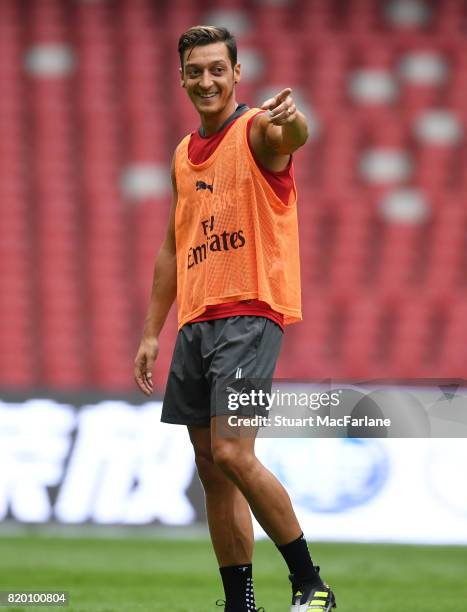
[187,215,246,269]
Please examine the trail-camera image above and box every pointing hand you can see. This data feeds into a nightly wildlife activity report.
[260,88,297,126]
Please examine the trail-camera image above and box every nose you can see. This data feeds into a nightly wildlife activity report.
[199,69,213,89]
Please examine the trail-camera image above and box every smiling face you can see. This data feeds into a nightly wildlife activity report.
[180,42,241,122]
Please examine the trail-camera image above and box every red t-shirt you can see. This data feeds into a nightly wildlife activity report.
[187,106,294,330]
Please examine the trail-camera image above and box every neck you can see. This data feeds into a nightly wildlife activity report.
[200,97,238,137]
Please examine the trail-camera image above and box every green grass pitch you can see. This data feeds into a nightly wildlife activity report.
[0,535,466,611]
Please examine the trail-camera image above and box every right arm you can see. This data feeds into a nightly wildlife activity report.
[134,155,178,396]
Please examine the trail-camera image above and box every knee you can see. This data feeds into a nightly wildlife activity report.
[193,448,217,488]
[211,441,254,478]
[194,447,237,494]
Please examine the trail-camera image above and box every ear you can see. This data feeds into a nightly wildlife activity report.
[234,63,241,84]
[179,66,185,88]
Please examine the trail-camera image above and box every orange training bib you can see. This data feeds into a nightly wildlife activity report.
[174,108,302,329]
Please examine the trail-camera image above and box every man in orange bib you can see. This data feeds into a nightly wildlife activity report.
[134,26,336,612]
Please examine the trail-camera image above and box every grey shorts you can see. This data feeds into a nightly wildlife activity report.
[161,316,283,427]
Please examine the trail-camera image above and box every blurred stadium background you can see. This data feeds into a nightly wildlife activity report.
[1,0,467,610]
[1,0,467,391]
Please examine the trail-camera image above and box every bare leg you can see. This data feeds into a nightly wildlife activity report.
[211,417,302,545]
[188,425,254,566]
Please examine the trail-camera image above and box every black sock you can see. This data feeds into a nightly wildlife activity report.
[219,563,256,611]
[276,533,321,589]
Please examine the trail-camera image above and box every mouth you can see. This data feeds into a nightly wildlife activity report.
[198,92,218,100]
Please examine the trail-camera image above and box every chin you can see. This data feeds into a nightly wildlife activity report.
[198,103,222,114]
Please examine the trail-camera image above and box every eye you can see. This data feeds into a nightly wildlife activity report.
[213,66,225,74]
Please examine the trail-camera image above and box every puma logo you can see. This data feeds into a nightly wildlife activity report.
[196,180,213,193]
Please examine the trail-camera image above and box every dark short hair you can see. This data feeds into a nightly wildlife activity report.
[178,26,237,70]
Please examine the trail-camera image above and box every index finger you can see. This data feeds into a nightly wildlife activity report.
[274,88,292,104]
